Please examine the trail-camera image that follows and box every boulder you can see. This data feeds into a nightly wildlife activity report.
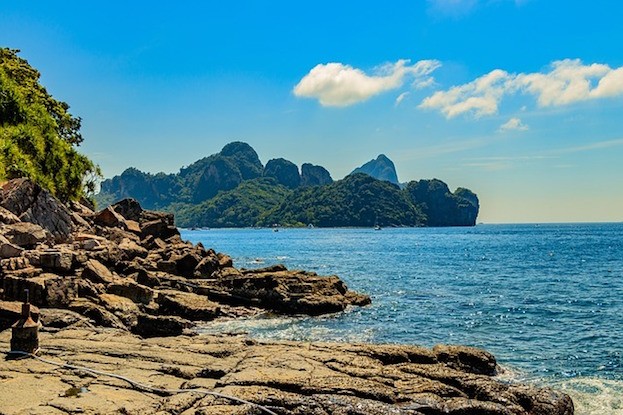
[217,253,233,268]
[0,178,74,241]
[155,290,220,321]
[98,293,141,328]
[107,279,154,304]
[111,198,143,222]
[2,273,78,307]
[194,254,219,277]
[0,256,37,277]
[118,238,148,260]
[38,308,91,329]
[31,249,74,272]
[209,266,372,315]
[132,314,193,337]
[169,251,201,276]
[141,219,179,240]
[0,235,24,258]
[124,220,141,234]
[433,344,498,376]
[93,206,126,228]
[1,222,49,247]
[0,206,20,224]
[73,233,106,251]
[81,259,116,284]
[68,299,126,330]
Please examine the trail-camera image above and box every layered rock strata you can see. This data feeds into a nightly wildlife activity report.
[0,328,573,415]
[0,179,369,337]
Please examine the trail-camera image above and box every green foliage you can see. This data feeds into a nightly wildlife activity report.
[171,178,291,228]
[96,141,479,228]
[262,173,425,227]
[98,142,264,208]
[0,48,99,200]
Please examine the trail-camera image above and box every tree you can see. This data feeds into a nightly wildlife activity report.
[0,48,99,200]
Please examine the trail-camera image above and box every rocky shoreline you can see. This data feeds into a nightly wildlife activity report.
[0,178,573,414]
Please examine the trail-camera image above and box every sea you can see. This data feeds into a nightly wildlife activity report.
[181,223,623,415]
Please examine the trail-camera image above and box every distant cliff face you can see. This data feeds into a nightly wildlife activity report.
[351,154,399,185]
[301,163,333,187]
[405,179,479,226]
[263,158,301,189]
[96,142,479,228]
[219,141,263,180]
[96,141,264,208]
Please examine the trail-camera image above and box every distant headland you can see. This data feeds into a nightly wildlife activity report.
[96,142,480,228]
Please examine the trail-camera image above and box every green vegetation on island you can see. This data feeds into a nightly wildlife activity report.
[97,142,480,228]
[0,48,98,201]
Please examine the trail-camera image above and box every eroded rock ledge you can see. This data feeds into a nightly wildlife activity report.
[0,178,369,337]
[0,327,573,415]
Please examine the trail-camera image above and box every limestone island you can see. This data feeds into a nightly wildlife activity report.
[0,178,573,414]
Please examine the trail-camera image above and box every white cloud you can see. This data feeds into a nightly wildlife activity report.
[499,117,529,132]
[420,69,512,118]
[293,59,441,107]
[395,92,410,106]
[420,59,623,118]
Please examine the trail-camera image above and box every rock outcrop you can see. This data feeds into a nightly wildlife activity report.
[263,158,301,189]
[405,179,480,227]
[0,178,572,414]
[0,327,574,415]
[351,154,400,185]
[301,163,333,187]
[0,179,370,338]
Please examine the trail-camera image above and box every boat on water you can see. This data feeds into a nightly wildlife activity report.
[374,225,382,230]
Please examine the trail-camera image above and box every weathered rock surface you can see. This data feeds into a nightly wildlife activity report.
[0,177,74,240]
[0,178,573,414]
[0,327,573,415]
[0,179,369,338]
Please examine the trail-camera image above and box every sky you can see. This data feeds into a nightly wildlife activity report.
[2,0,623,223]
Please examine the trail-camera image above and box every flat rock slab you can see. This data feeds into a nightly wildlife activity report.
[0,328,573,415]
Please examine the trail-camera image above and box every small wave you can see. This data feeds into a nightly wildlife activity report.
[554,377,623,415]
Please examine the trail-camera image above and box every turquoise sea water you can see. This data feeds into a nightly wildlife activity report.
[181,224,623,414]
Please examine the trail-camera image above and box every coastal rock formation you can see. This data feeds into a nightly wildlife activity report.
[351,154,400,185]
[263,158,301,189]
[0,178,370,338]
[96,142,480,228]
[301,163,333,187]
[0,178,573,414]
[0,327,574,415]
[405,179,480,227]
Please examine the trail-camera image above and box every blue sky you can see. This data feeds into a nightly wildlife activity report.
[2,0,623,223]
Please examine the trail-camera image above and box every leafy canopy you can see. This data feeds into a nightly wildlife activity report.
[0,48,99,200]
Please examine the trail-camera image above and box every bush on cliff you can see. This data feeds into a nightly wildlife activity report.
[0,48,99,201]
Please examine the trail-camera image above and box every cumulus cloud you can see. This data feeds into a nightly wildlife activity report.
[293,59,441,107]
[498,117,529,132]
[420,69,512,118]
[420,59,623,118]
